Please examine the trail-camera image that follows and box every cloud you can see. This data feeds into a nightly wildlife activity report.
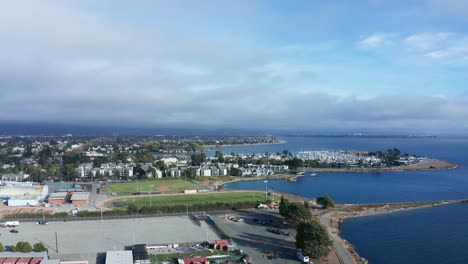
[357,34,392,48]
[0,1,467,133]
[404,33,451,51]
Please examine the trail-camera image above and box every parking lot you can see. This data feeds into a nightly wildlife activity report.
[0,216,220,254]
[210,209,299,264]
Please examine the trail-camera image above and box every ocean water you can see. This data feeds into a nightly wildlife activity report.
[340,204,468,264]
[220,136,468,264]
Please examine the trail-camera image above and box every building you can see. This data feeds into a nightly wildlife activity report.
[179,257,209,264]
[131,244,150,264]
[0,252,48,263]
[70,192,90,205]
[76,163,93,178]
[48,192,69,205]
[0,185,49,207]
[198,167,211,177]
[1,173,30,182]
[106,251,134,264]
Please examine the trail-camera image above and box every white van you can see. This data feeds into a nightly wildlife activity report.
[296,251,310,263]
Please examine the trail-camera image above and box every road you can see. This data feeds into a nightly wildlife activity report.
[318,212,357,264]
[210,209,298,264]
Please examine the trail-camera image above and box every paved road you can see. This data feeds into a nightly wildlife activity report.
[211,210,299,264]
[318,212,356,264]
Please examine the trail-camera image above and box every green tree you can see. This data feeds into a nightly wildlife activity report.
[185,167,198,179]
[11,245,17,252]
[316,195,335,209]
[279,195,291,217]
[127,202,139,214]
[16,241,33,253]
[287,202,312,221]
[0,242,4,252]
[33,242,48,252]
[229,167,242,177]
[296,219,332,258]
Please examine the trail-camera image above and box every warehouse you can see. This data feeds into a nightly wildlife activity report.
[106,251,133,264]
[48,192,69,205]
[70,192,90,205]
[0,185,48,207]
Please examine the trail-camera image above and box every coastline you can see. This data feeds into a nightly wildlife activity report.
[318,200,468,264]
[206,139,287,148]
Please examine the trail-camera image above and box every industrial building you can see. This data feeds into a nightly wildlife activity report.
[70,192,90,205]
[0,252,48,263]
[105,251,133,264]
[48,192,69,205]
[0,184,48,207]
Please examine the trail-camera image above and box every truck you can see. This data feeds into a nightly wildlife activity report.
[296,251,309,263]
[1,221,19,227]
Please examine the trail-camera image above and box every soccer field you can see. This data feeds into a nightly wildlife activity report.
[110,191,276,209]
[106,180,198,195]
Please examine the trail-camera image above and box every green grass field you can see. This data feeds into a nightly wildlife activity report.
[106,180,198,195]
[110,191,277,209]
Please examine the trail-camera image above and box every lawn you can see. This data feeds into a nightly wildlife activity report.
[110,191,277,209]
[150,250,236,262]
[106,180,198,195]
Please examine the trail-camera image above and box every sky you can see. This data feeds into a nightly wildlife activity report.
[1,0,468,134]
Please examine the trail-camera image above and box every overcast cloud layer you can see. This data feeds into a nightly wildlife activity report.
[1,0,468,133]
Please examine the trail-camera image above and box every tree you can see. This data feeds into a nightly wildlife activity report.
[229,167,242,177]
[316,195,335,209]
[287,202,312,221]
[16,241,33,253]
[0,242,4,252]
[296,219,332,258]
[279,196,291,217]
[127,202,139,214]
[185,167,197,179]
[11,245,17,252]
[33,242,48,252]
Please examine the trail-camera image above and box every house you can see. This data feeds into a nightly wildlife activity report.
[1,173,30,182]
[198,167,211,177]
[207,240,230,251]
[168,168,182,177]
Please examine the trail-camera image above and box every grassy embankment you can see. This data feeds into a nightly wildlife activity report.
[150,250,237,262]
[107,180,198,195]
[109,191,278,212]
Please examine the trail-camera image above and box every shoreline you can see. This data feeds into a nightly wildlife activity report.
[318,200,468,264]
[218,159,458,188]
[206,139,287,148]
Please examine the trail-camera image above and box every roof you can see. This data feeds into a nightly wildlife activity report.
[183,257,208,264]
[40,260,61,264]
[49,192,68,199]
[39,259,60,264]
[105,251,133,264]
[16,258,32,264]
[70,192,90,201]
[0,252,48,259]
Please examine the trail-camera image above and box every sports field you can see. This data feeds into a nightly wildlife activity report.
[109,191,276,209]
[106,180,197,195]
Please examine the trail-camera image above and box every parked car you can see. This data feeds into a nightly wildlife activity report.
[10,229,19,233]
[37,220,49,225]
[282,231,292,236]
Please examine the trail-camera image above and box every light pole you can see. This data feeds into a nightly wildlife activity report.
[264,180,268,202]
[149,184,154,207]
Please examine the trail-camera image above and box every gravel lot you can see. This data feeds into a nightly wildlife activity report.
[210,209,299,264]
[0,216,220,254]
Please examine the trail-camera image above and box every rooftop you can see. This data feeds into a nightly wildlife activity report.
[70,192,90,201]
[105,251,133,264]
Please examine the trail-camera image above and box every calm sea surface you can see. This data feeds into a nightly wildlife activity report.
[221,136,468,264]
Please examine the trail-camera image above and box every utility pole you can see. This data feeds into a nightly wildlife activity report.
[55,232,59,253]
[264,180,268,202]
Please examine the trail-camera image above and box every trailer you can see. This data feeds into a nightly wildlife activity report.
[1,221,19,227]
